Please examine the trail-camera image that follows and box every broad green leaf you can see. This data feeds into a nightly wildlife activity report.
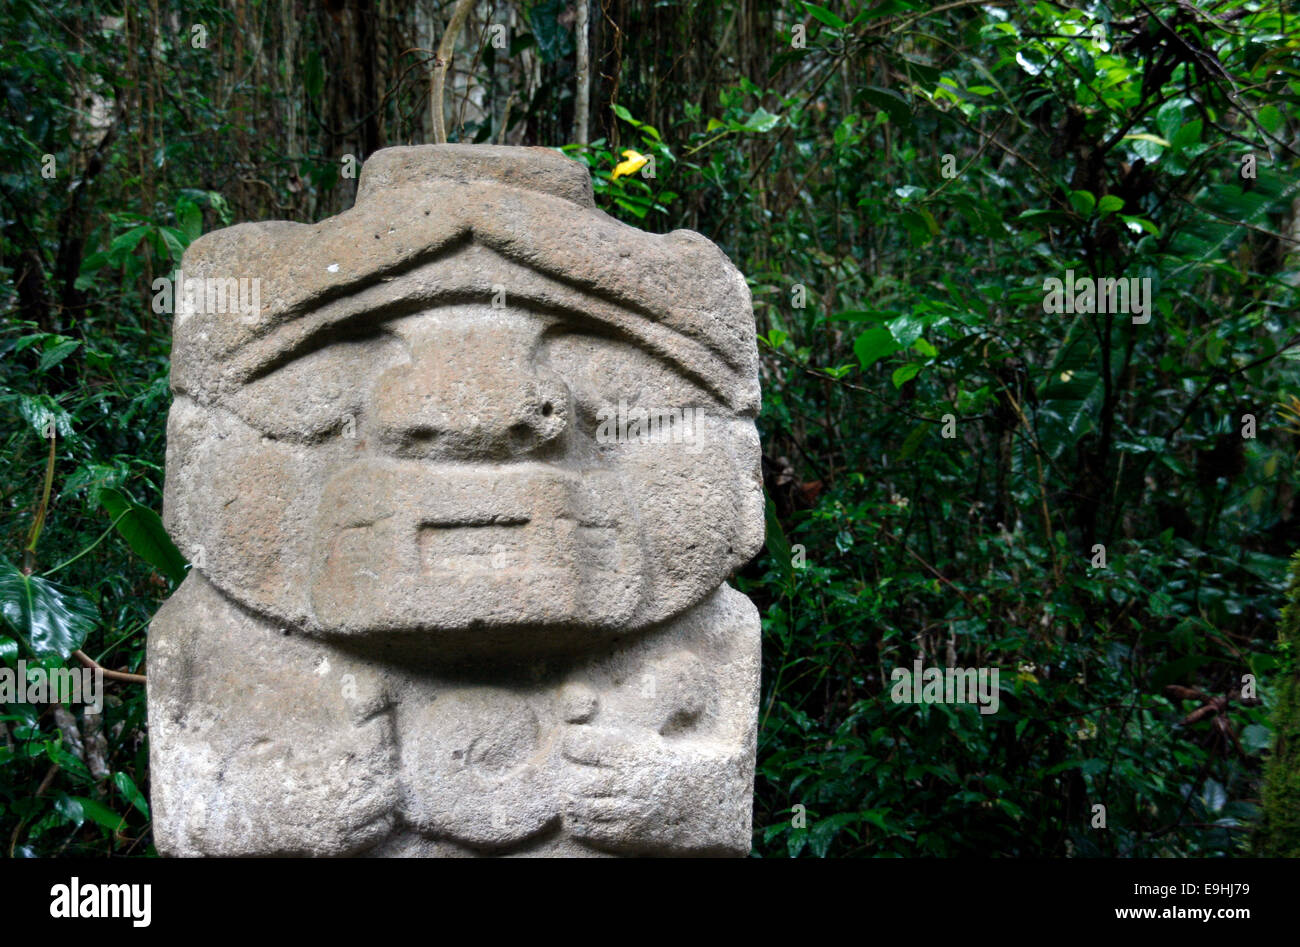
[17,394,74,438]
[887,314,924,347]
[37,339,80,372]
[97,489,188,585]
[1258,105,1282,135]
[0,558,97,659]
[1156,98,1189,143]
[1068,189,1096,216]
[854,327,901,368]
[1097,194,1124,215]
[107,225,149,262]
[742,107,781,133]
[1171,119,1203,151]
[70,796,126,832]
[156,226,186,261]
[891,362,921,388]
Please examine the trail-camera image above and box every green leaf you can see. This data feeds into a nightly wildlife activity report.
[808,812,857,856]
[0,558,97,659]
[156,226,186,261]
[112,771,150,818]
[900,210,933,245]
[0,636,16,662]
[1097,194,1124,216]
[1121,132,1170,147]
[856,86,912,130]
[887,313,924,347]
[1241,723,1271,755]
[802,3,848,29]
[854,327,901,368]
[1156,99,1188,144]
[97,489,188,585]
[37,339,80,372]
[1119,214,1159,236]
[1171,119,1203,151]
[891,362,921,388]
[54,793,85,828]
[17,394,74,438]
[787,830,808,858]
[107,225,149,262]
[176,198,203,243]
[742,107,781,133]
[1257,105,1283,135]
[1068,189,1096,216]
[70,796,126,832]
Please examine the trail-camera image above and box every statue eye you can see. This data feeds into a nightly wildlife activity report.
[540,330,712,434]
[227,331,403,441]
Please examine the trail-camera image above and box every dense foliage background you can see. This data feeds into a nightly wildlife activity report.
[2,0,1298,857]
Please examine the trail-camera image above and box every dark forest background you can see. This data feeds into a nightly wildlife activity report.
[3,0,1300,857]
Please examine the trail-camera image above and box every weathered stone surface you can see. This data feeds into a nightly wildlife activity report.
[148,143,764,856]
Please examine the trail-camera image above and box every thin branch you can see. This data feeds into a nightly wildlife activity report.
[73,649,146,684]
[431,0,476,144]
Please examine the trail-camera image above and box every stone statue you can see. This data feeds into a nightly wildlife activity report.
[147,145,765,856]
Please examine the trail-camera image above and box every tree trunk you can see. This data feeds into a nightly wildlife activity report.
[573,0,590,146]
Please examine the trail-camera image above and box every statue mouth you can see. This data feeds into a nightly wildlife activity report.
[308,459,642,638]
[419,518,620,575]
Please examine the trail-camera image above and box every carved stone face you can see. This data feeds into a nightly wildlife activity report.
[163,146,763,658]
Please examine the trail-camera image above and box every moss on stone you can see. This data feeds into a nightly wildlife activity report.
[1256,550,1300,857]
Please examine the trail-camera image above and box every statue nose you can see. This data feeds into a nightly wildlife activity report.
[371,323,569,460]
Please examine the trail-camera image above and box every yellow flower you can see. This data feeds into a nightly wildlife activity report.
[611,149,649,181]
